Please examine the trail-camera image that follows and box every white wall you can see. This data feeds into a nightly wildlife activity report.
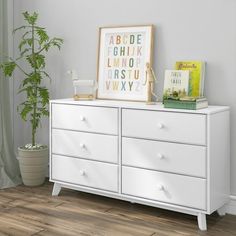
[13,0,236,194]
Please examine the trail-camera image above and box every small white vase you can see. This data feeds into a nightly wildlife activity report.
[18,146,48,186]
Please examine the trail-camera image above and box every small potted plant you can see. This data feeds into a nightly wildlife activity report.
[0,12,63,186]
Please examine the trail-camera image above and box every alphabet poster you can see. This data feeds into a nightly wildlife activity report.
[97,26,153,101]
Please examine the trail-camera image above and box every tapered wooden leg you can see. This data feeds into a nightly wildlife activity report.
[52,183,62,196]
[217,205,226,216]
[197,213,207,231]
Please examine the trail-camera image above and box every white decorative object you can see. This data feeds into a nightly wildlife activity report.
[50,99,230,231]
[67,70,97,100]
[144,62,158,104]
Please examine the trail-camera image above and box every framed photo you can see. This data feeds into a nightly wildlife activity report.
[97,25,154,101]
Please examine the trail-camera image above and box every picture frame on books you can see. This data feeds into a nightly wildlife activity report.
[96,25,154,101]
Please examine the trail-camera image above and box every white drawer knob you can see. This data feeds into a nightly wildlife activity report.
[158,123,164,129]
[80,116,86,121]
[79,170,86,176]
[80,143,86,149]
[158,153,164,159]
[158,184,165,191]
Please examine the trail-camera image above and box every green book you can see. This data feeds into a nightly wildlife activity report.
[164,98,208,110]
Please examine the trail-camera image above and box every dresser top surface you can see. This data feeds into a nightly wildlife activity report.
[50,98,229,115]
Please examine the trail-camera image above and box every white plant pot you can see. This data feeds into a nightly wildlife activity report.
[18,146,48,186]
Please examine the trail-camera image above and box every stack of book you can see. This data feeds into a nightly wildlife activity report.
[163,61,208,110]
[163,97,208,110]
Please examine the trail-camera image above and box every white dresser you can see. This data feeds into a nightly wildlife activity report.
[50,99,230,231]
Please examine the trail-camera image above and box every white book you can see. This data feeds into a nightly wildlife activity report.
[163,70,190,99]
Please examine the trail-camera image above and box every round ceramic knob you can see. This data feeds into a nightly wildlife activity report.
[158,184,165,191]
[79,170,86,176]
[80,116,86,121]
[80,143,86,149]
[158,123,164,129]
[158,153,164,159]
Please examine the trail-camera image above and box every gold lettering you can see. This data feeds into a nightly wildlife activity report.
[112,81,119,90]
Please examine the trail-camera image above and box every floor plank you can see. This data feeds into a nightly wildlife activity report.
[0,181,235,236]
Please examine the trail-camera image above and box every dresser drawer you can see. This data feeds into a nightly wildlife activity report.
[122,137,206,178]
[122,166,206,210]
[51,155,118,192]
[51,104,118,135]
[52,129,118,163]
[122,109,206,145]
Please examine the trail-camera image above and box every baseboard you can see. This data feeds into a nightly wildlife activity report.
[226,195,236,215]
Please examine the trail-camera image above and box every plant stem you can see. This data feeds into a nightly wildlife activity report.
[15,63,30,77]
[32,22,37,146]
[35,40,52,54]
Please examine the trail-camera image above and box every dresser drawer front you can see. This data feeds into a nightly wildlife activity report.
[122,137,206,178]
[51,104,118,135]
[51,155,118,192]
[122,166,206,210]
[122,109,206,145]
[52,129,118,163]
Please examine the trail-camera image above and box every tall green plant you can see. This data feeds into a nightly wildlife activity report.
[0,12,63,148]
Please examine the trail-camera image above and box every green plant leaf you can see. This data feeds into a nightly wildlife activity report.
[23,11,38,25]
[18,39,27,51]
[36,28,49,44]
[26,54,45,69]
[27,38,33,47]
[38,107,49,117]
[0,61,16,77]
[38,87,49,106]
[19,103,33,121]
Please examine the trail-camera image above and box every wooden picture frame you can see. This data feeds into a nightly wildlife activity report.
[97,25,154,101]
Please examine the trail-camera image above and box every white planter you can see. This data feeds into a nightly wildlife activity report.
[18,146,48,186]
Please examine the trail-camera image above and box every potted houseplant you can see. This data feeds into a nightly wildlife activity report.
[0,12,63,186]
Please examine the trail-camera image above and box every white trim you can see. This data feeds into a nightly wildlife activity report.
[226,195,236,215]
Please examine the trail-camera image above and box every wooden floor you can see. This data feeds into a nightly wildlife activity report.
[0,181,236,236]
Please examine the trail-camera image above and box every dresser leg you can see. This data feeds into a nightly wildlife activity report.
[197,213,207,231]
[52,183,62,196]
[217,205,226,216]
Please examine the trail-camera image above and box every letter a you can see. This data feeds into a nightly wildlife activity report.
[109,36,114,45]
